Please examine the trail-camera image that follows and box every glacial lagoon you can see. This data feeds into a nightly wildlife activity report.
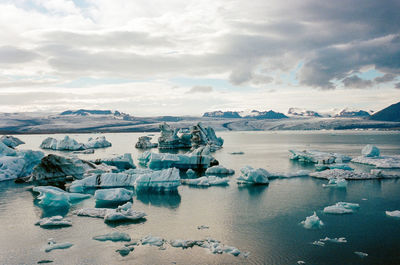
[1,131,400,265]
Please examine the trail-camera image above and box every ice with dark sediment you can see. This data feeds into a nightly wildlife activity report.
[236,166,269,185]
[138,146,218,170]
[135,136,158,149]
[289,150,351,164]
[190,123,224,151]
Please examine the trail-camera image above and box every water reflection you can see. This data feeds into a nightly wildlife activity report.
[136,191,181,209]
[237,184,268,198]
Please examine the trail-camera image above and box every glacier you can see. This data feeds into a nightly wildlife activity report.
[237,166,269,185]
[323,202,360,214]
[94,188,134,204]
[301,212,324,229]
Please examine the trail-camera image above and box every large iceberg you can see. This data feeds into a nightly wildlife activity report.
[94,188,133,203]
[190,123,224,151]
[301,212,324,229]
[33,186,90,209]
[135,136,158,149]
[74,202,146,222]
[138,149,218,170]
[310,169,376,180]
[237,166,269,185]
[351,145,400,169]
[93,153,135,171]
[182,176,229,186]
[135,167,181,192]
[323,202,360,214]
[289,150,351,164]
[35,216,72,228]
[0,135,24,148]
[40,135,111,151]
[158,123,192,149]
[205,165,235,175]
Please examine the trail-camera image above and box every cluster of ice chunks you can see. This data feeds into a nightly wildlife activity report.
[74,202,146,222]
[0,139,44,182]
[352,145,400,170]
[237,166,269,185]
[289,150,351,164]
[40,136,111,151]
[310,169,375,180]
[312,237,347,246]
[135,136,158,149]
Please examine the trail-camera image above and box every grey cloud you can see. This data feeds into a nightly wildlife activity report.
[395,82,400,89]
[0,46,39,64]
[187,86,213,93]
[343,76,373,89]
[374,73,396,83]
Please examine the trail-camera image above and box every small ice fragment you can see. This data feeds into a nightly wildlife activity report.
[141,235,164,247]
[297,261,306,265]
[93,231,131,242]
[386,210,400,218]
[237,166,269,185]
[205,165,235,175]
[230,151,244,155]
[301,212,324,229]
[44,239,73,252]
[354,251,368,258]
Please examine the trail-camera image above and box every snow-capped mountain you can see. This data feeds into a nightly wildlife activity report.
[287,108,322,117]
[370,101,400,122]
[203,111,242,118]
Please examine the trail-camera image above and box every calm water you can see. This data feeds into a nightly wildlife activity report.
[1,131,400,265]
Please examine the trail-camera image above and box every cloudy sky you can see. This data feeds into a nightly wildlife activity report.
[0,0,399,116]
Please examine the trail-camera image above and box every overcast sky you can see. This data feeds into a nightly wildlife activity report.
[0,0,399,116]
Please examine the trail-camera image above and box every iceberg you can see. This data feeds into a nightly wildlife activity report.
[289,150,351,164]
[315,163,353,171]
[0,135,24,148]
[83,136,111,149]
[33,186,90,208]
[385,210,400,218]
[138,149,218,170]
[301,212,324,229]
[135,136,158,149]
[141,235,165,247]
[93,231,131,242]
[74,202,146,222]
[170,239,196,249]
[186,169,196,178]
[93,153,135,171]
[158,123,192,149]
[310,169,375,180]
[361,144,380,157]
[135,167,181,192]
[237,166,269,185]
[351,155,400,169]
[44,239,73,252]
[205,165,235,175]
[116,246,134,256]
[190,123,224,151]
[94,188,133,203]
[182,176,229,186]
[323,202,360,214]
[322,178,348,188]
[0,141,17,156]
[35,216,72,228]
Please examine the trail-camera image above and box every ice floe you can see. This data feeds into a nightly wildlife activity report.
[116,246,134,256]
[170,239,196,249]
[182,176,229,186]
[312,237,347,246]
[74,202,146,222]
[289,150,351,164]
[237,166,269,185]
[135,136,158,149]
[141,235,165,247]
[0,135,24,148]
[315,163,353,171]
[322,178,348,188]
[351,145,400,169]
[138,149,218,170]
[35,216,72,228]
[301,212,324,229]
[93,153,135,171]
[135,167,180,192]
[269,170,311,179]
[40,136,111,151]
[93,231,131,242]
[44,239,73,252]
[385,210,400,218]
[310,169,375,180]
[94,188,133,204]
[323,202,360,214]
[33,186,90,208]
[205,165,235,175]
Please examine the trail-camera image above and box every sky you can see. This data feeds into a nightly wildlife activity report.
[0,0,399,116]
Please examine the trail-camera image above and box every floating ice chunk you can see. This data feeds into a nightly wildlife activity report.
[135,167,180,192]
[158,123,192,149]
[230,151,244,155]
[141,235,164,247]
[352,155,400,169]
[222,246,241,256]
[93,231,131,242]
[315,163,353,171]
[44,239,73,252]
[191,123,224,151]
[322,178,348,188]
[196,238,245,257]
[386,210,400,218]
[323,202,360,214]
[186,169,196,177]
[310,169,375,180]
[35,216,72,228]
[297,261,306,265]
[182,176,229,186]
[33,186,90,208]
[170,239,196,249]
[94,188,133,203]
[289,150,351,164]
[104,202,146,222]
[40,136,84,151]
[237,166,269,185]
[362,145,380,157]
[0,141,17,157]
[313,237,347,246]
[69,172,138,192]
[312,240,325,246]
[205,165,235,175]
[0,135,24,148]
[269,170,311,178]
[94,153,135,171]
[354,251,368,258]
[83,136,111,149]
[0,149,43,182]
[301,212,324,229]
[197,225,209,230]
[116,246,134,256]
[73,208,108,218]
[138,151,217,170]
[73,149,94,154]
[135,136,158,149]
